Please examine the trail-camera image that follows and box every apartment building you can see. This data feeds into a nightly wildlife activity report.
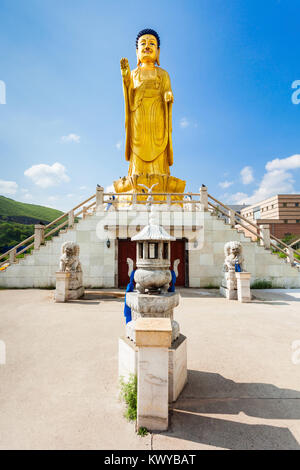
[240,194,300,238]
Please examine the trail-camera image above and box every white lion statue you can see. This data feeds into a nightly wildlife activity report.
[59,241,82,272]
[223,241,244,272]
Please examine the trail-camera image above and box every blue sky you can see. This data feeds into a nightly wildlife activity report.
[0,0,300,210]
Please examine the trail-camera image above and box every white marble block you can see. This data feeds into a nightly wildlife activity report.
[119,334,187,404]
[68,271,84,300]
[55,272,70,302]
[168,335,187,402]
[236,272,251,303]
[118,336,138,382]
[220,271,237,300]
[135,318,172,431]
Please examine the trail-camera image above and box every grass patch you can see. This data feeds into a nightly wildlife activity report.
[203,284,219,289]
[251,280,272,289]
[119,374,137,422]
[137,427,148,437]
[272,250,287,258]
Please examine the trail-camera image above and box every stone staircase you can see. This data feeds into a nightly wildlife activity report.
[1,201,300,289]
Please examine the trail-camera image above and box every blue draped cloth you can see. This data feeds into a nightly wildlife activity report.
[105,195,115,211]
[124,270,135,324]
[168,270,177,293]
[235,263,241,272]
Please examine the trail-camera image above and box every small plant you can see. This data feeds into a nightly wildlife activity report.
[137,426,148,437]
[119,374,137,421]
[251,279,272,289]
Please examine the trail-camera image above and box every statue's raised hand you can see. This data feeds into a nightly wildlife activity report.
[164,91,174,103]
[120,57,130,77]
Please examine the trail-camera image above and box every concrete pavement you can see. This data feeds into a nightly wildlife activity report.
[0,288,299,449]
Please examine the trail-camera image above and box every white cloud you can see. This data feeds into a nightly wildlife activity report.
[240,166,254,185]
[219,180,233,189]
[180,117,189,129]
[266,154,300,171]
[24,162,70,188]
[115,141,122,150]
[79,185,88,190]
[60,133,80,143]
[105,184,115,193]
[0,179,18,195]
[226,154,300,205]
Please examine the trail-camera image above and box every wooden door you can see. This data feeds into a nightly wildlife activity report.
[118,239,136,287]
[117,238,186,287]
[170,240,186,286]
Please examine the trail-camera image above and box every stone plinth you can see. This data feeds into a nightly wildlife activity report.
[220,271,237,300]
[55,271,84,302]
[236,272,251,303]
[68,271,84,300]
[168,334,187,402]
[55,272,70,302]
[118,334,187,403]
[135,318,172,432]
[126,319,180,343]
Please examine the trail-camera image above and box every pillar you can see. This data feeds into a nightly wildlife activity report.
[287,247,295,266]
[9,248,16,264]
[199,185,208,211]
[68,210,74,228]
[34,224,45,250]
[229,209,236,227]
[135,318,172,431]
[235,272,251,303]
[260,224,271,249]
[55,272,70,302]
[96,185,104,211]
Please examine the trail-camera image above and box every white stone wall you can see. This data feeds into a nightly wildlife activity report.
[1,207,299,289]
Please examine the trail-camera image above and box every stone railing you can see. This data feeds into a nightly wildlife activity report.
[206,192,300,266]
[0,191,98,267]
[1,184,300,268]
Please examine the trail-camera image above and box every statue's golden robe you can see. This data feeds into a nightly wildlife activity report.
[123,67,173,176]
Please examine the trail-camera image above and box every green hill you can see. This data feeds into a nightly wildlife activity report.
[0,196,64,254]
[0,195,63,223]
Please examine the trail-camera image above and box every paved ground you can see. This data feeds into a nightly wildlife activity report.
[0,288,299,450]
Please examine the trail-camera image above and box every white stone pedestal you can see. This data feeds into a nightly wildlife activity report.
[68,271,84,300]
[119,333,187,403]
[220,271,237,300]
[236,272,251,302]
[55,272,70,302]
[135,318,172,432]
[55,271,84,302]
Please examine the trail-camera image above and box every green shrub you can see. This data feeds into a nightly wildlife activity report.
[137,427,148,437]
[119,374,137,422]
[251,279,272,289]
[272,250,287,259]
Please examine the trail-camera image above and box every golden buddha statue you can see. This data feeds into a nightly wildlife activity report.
[114,28,185,200]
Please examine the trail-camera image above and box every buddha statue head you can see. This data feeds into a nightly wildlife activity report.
[136,28,160,66]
